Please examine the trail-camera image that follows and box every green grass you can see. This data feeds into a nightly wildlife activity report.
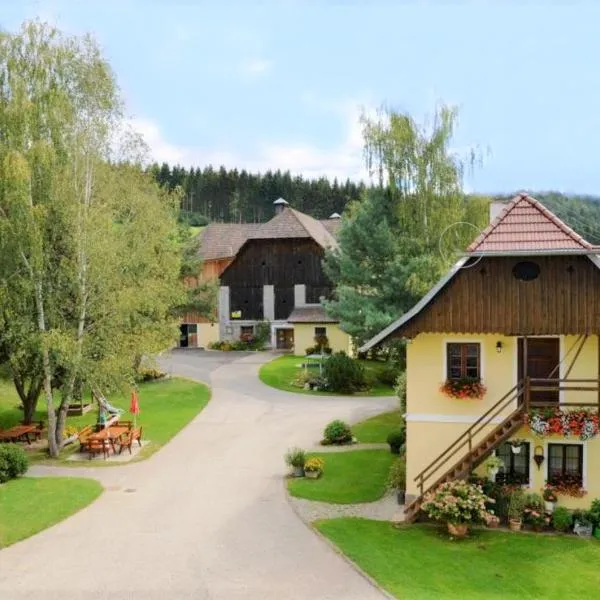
[352,411,403,443]
[0,377,210,464]
[316,520,600,599]
[288,450,394,503]
[259,355,396,396]
[0,477,103,548]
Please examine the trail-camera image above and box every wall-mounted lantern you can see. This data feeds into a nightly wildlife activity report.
[533,445,545,470]
[496,341,503,354]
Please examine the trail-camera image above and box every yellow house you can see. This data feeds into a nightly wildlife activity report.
[361,193,600,517]
[288,306,353,356]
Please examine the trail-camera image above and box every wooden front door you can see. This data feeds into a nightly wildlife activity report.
[276,328,294,350]
[518,337,560,404]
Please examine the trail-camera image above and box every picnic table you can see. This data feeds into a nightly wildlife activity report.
[87,425,130,456]
[0,424,42,445]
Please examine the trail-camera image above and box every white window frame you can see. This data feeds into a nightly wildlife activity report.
[442,339,484,382]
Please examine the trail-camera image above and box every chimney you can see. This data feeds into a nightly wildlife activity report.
[273,198,289,215]
[489,200,508,223]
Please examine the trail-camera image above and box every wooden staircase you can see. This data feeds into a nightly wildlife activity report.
[404,382,526,522]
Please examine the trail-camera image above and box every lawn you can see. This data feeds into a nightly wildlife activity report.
[316,519,600,599]
[259,355,396,396]
[0,377,210,463]
[0,477,103,548]
[352,410,403,443]
[288,450,394,503]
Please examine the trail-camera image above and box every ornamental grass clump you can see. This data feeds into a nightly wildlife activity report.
[421,480,493,529]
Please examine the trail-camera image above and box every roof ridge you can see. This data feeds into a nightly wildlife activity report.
[467,192,592,253]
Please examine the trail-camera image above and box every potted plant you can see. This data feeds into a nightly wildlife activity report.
[523,493,547,531]
[440,377,487,399]
[484,455,504,481]
[421,480,493,538]
[507,488,526,531]
[284,447,306,477]
[485,512,500,528]
[509,439,525,454]
[543,486,558,513]
[303,457,324,479]
[386,430,405,455]
[573,511,594,538]
[387,457,406,505]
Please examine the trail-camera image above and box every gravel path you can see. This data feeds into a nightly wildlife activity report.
[289,493,405,523]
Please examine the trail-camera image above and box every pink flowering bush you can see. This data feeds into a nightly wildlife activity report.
[421,480,493,525]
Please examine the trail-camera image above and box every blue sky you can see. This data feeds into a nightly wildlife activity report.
[3,1,600,194]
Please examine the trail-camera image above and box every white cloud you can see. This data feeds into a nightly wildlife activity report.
[128,105,372,182]
[239,58,273,78]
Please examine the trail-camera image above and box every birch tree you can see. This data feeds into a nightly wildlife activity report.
[0,21,183,456]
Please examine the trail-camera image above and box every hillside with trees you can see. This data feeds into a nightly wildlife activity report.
[148,165,600,246]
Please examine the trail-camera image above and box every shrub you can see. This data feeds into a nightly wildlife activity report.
[323,352,366,394]
[136,367,167,382]
[377,365,400,387]
[395,371,407,413]
[387,457,406,491]
[254,320,271,348]
[63,425,79,439]
[284,447,306,468]
[422,480,492,525]
[507,488,526,521]
[293,372,327,391]
[0,445,28,483]
[588,498,600,527]
[323,420,353,445]
[552,506,573,532]
[304,457,325,473]
[386,430,406,453]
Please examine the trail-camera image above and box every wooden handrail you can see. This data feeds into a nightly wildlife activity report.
[414,382,524,490]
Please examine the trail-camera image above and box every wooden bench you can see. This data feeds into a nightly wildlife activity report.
[118,426,143,455]
[78,425,94,451]
[86,438,111,460]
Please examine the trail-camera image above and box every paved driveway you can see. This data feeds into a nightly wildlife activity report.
[0,352,396,600]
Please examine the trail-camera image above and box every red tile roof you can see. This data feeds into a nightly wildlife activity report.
[468,193,593,253]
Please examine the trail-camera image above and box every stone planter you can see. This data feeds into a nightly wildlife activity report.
[447,523,468,538]
[292,466,305,477]
[544,501,555,513]
[509,518,522,532]
[574,522,593,538]
[304,470,321,479]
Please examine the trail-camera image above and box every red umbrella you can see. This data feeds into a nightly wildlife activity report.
[130,389,140,427]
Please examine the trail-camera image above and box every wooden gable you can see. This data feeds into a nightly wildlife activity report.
[395,255,600,337]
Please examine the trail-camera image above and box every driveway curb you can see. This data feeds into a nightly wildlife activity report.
[284,478,396,600]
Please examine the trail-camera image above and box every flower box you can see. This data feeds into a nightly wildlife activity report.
[440,378,487,400]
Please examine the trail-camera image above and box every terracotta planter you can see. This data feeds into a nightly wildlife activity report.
[304,470,321,479]
[509,519,522,532]
[447,523,469,538]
